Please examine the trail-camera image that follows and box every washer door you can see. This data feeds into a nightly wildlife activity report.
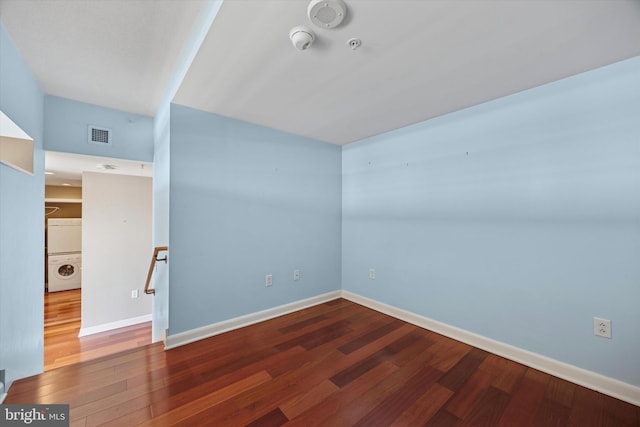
[48,254,82,292]
[56,262,78,280]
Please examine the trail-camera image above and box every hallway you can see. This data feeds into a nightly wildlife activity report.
[45,289,151,371]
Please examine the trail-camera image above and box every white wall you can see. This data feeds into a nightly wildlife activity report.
[81,172,152,333]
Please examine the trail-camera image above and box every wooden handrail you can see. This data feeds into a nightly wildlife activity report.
[144,246,168,295]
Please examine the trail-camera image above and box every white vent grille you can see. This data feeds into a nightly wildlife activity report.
[88,125,112,145]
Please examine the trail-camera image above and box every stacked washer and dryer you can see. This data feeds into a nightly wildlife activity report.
[47,218,82,292]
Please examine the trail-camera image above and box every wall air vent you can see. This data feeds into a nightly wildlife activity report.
[88,125,112,146]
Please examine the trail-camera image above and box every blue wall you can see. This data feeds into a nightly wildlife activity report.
[342,57,640,386]
[149,0,222,342]
[168,105,342,334]
[0,23,45,390]
[44,95,153,161]
[151,102,171,342]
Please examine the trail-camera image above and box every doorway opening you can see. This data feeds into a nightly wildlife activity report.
[44,151,154,370]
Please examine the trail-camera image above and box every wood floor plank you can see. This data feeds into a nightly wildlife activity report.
[215,349,349,425]
[275,319,353,351]
[496,368,549,427]
[278,314,329,334]
[601,394,640,427]
[8,369,121,404]
[69,418,87,427]
[96,405,152,427]
[390,382,453,427]
[568,385,604,427]
[425,409,462,427]
[67,380,128,408]
[330,347,395,388]
[140,370,272,426]
[337,318,405,354]
[478,353,527,394]
[545,375,576,407]
[385,329,436,367]
[353,365,443,427]
[426,336,473,372]
[283,361,399,427]
[443,365,494,419]
[279,379,339,420]
[245,407,289,427]
[42,289,151,372]
[317,346,438,426]
[461,386,512,426]
[313,323,422,383]
[70,373,164,422]
[437,347,489,392]
[146,347,301,418]
[534,398,572,427]
[5,298,638,426]
[84,394,152,427]
[167,345,347,426]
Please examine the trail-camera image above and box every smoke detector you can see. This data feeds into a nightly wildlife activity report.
[289,26,316,50]
[308,0,347,29]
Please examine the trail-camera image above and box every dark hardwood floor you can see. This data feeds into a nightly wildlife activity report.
[44,289,151,371]
[7,298,639,426]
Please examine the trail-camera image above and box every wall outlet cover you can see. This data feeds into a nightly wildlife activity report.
[593,317,612,339]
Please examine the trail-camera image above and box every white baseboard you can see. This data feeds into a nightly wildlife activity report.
[164,291,342,350]
[341,290,640,407]
[78,314,152,337]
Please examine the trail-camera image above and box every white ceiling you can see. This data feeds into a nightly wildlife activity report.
[1,0,639,146]
[45,151,153,187]
[176,0,640,144]
[0,0,205,117]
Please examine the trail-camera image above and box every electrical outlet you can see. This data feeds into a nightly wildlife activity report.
[369,268,375,280]
[593,317,611,339]
[131,289,139,299]
[293,270,300,281]
[265,274,273,287]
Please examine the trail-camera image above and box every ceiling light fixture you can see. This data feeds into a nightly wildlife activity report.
[308,0,347,29]
[97,163,117,170]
